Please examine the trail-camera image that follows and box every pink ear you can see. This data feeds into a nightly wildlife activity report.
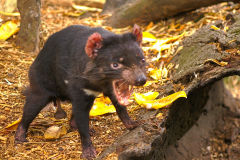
[132,24,142,45]
[85,32,103,59]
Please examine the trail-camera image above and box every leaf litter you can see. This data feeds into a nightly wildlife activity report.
[0,1,240,159]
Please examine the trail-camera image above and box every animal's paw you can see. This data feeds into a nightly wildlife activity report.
[81,146,97,160]
[54,108,67,119]
[15,135,28,144]
[15,126,28,143]
[125,120,141,130]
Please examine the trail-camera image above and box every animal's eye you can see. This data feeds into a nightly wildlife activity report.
[113,63,118,67]
[111,63,122,69]
[141,58,146,64]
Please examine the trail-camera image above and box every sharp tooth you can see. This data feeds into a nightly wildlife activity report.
[129,85,132,90]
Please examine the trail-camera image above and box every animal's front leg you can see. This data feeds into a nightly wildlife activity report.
[115,103,139,130]
[71,90,97,159]
[109,96,139,130]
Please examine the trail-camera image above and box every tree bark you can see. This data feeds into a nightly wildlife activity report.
[74,0,104,9]
[103,0,233,28]
[16,0,41,53]
[97,14,240,159]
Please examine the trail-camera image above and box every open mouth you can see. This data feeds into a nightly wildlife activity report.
[112,80,133,106]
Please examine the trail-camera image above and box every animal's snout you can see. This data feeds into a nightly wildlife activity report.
[135,73,146,86]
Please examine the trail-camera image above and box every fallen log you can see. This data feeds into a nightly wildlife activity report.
[103,0,238,28]
[97,14,240,159]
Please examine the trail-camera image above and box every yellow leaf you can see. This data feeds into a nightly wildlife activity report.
[90,96,116,116]
[72,3,102,12]
[152,43,171,53]
[90,103,116,117]
[161,67,168,79]
[142,32,157,42]
[224,26,229,32]
[143,80,158,87]
[4,118,21,130]
[211,25,220,31]
[97,94,112,104]
[0,11,20,16]
[64,11,84,17]
[134,93,146,105]
[156,112,163,120]
[152,32,185,47]
[147,91,187,109]
[134,92,159,105]
[149,68,162,80]
[134,91,187,110]
[204,59,228,66]
[146,22,154,30]
[0,21,19,41]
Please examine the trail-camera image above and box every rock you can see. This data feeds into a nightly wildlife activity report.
[44,126,67,140]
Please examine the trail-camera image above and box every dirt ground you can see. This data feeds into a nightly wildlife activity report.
[0,1,240,159]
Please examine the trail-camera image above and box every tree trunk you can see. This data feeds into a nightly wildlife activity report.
[16,0,41,53]
[103,0,234,28]
[97,14,240,159]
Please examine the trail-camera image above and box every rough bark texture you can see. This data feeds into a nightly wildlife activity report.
[16,0,41,53]
[102,0,127,14]
[164,82,240,159]
[97,14,240,159]
[103,0,230,28]
[74,0,104,9]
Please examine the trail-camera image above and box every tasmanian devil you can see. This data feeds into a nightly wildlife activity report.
[15,24,146,159]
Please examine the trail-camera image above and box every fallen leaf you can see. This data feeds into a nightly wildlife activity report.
[149,68,162,80]
[90,95,116,116]
[224,26,229,32]
[175,46,183,54]
[156,113,163,120]
[152,43,171,53]
[4,118,21,130]
[149,67,168,80]
[225,48,239,54]
[204,59,228,66]
[142,32,157,42]
[134,91,187,110]
[72,3,102,12]
[134,92,159,105]
[143,80,158,87]
[146,22,154,30]
[0,20,19,41]
[152,32,185,47]
[0,11,20,16]
[64,11,84,17]
[211,25,220,31]
[146,91,187,109]
[149,33,184,59]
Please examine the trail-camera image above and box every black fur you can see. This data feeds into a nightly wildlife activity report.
[15,25,146,159]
